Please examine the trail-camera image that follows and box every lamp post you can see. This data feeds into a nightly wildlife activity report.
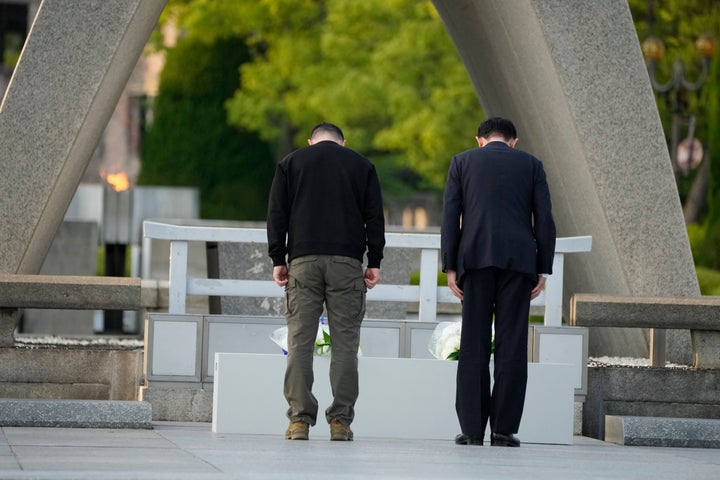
[642,33,717,174]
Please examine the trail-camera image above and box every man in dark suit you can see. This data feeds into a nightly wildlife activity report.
[441,117,556,447]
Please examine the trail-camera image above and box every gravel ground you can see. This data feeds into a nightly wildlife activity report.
[13,335,144,349]
[588,355,691,369]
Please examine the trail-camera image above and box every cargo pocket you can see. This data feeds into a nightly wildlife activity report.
[285,277,297,317]
[353,278,367,320]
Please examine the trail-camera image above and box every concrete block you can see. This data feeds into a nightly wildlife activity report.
[571,294,720,368]
[0,382,109,400]
[691,330,720,369]
[217,242,284,317]
[0,274,141,310]
[0,309,18,347]
[139,386,213,422]
[574,402,583,436]
[605,415,720,448]
[0,347,142,401]
[0,399,152,429]
[583,366,720,440]
[570,294,720,330]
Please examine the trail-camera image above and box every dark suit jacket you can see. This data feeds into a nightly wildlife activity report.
[441,141,556,283]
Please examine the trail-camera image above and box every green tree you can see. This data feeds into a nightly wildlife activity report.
[694,49,720,267]
[162,0,481,193]
[628,0,720,268]
[628,0,720,222]
[140,34,275,220]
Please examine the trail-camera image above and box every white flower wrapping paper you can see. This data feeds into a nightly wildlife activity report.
[269,326,290,354]
[270,317,361,356]
[428,321,461,360]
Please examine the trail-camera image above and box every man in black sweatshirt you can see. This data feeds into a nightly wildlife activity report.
[267,122,385,441]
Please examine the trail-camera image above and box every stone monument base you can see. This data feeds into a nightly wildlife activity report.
[583,365,720,441]
[0,345,142,401]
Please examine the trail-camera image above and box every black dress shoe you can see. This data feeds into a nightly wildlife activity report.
[490,433,521,447]
[455,433,484,445]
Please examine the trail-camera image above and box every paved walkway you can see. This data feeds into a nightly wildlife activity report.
[0,422,718,479]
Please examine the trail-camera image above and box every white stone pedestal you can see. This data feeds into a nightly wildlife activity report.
[212,353,574,444]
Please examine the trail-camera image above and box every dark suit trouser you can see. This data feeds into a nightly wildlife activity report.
[456,267,532,437]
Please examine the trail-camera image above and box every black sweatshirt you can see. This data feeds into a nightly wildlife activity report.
[267,140,385,268]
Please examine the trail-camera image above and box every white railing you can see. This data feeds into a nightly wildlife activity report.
[143,220,592,326]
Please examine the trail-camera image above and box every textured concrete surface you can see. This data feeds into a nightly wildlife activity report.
[0,273,142,343]
[0,311,17,348]
[0,0,166,275]
[0,423,719,479]
[571,295,720,367]
[0,347,142,401]
[140,387,213,423]
[0,399,151,429]
[691,331,720,369]
[583,366,720,440]
[571,295,720,330]
[0,275,141,310]
[431,0,699,364]
[606,415,720,448]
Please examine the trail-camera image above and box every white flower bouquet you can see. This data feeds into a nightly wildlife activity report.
[271,316,360,357]
[428,321,461,360]
[428,321,494,360]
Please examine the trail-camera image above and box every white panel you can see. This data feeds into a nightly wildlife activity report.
[152,321,197,376]
[206,322,282,376]
[538,334,584,389]
[213,354,575,444]
[410,328,435,359]
[359,327,400,358]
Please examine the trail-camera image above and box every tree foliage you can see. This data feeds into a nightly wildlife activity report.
[139,34,275,220]
[161,0,481,192]
[628,0,720,268]
[693,45,720,267]
[628,0,720,208]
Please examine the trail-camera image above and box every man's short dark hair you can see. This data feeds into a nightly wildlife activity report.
[477,117,517,140]
[310,122,345,141]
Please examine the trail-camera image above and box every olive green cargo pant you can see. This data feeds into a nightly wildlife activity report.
[284,255,366,426]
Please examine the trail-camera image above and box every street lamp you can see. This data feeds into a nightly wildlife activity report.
[642,33,717,174]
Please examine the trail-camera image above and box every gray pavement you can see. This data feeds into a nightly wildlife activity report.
[0,422,718,479]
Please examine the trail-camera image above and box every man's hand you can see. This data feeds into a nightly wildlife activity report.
[531,275,546,300]
[273,265,289,287]
[364,268,381,289]
[447,270,463,301]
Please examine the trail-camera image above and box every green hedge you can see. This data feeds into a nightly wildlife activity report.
[140,36,274,220]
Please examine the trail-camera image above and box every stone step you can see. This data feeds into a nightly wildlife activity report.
[0,399,152,429]
[605,415,720,448]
